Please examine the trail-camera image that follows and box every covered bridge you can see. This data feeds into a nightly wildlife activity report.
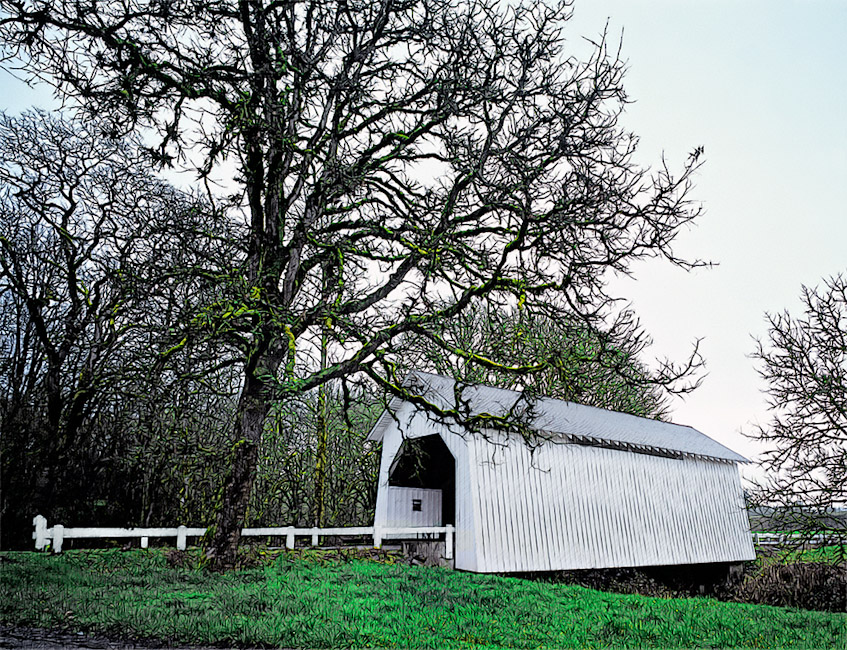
[369,372,755,573]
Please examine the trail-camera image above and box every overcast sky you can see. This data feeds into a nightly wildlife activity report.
[2,0,844,482]
[566,0,847,480]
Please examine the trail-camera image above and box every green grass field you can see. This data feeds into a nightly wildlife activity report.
[1,549,844,649]
[758,543,847,566]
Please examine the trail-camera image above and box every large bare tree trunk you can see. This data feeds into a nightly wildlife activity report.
[205,370,272,568]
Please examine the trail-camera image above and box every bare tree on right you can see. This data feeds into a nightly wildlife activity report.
[750,274,847,541]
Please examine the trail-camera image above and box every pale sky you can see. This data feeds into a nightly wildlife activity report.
[567,0,847,481]
[2,1,845,483]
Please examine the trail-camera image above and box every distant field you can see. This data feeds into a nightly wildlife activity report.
[1,549,844,649]
[760,544,847,565]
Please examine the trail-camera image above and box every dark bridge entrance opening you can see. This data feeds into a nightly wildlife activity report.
[388,434,455,526]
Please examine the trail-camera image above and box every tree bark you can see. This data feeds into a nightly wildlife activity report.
[205,369,272,568]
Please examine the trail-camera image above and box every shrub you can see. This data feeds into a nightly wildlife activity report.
[733,562,846,612]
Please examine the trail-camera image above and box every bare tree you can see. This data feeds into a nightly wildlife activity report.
[399,300,699,419]
[1,0,705,566]
[749,274,847,540]
[0,110,234,547]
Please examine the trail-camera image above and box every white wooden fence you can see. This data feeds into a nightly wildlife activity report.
[751,532,842,547]
[31,515,453,559]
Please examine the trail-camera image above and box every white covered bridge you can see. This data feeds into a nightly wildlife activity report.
[370,372,756,573]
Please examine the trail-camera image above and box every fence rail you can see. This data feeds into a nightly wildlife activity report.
[31,515,453,559]
[751,532,842,547]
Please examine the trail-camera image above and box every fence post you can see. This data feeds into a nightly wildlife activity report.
[176,526,187,551]
[373,526,382,549]
[53,524,64,554]
[285,527,294,550]
[445,524,454,560]
[33,515,48,551]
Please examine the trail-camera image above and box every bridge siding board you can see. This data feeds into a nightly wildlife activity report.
[464,438,755,572]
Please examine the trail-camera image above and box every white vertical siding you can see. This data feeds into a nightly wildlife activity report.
[384,487,442,529]
[458,427,481,572]
[374,412,754,574]
[372,402,410,537]
[373,407,480,571]
[471,434,755,573]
